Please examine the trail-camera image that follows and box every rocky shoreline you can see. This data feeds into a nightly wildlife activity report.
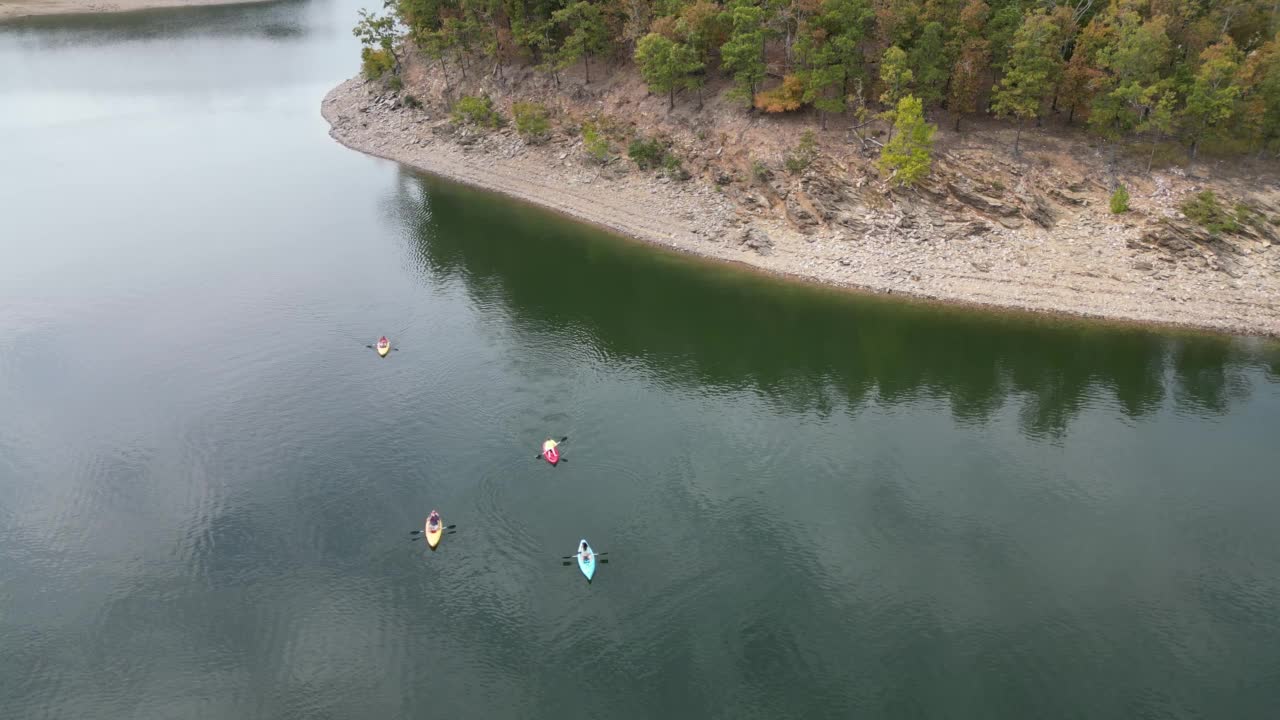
[322,76,1280,338]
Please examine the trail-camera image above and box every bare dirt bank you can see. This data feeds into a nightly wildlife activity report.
[322,74,1280,338]
[0,0,271,20]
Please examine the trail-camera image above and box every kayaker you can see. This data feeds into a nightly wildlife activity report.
[580,540,590,561]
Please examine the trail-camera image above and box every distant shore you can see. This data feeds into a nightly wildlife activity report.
[322,75,1280,339]
[0,0,271,20]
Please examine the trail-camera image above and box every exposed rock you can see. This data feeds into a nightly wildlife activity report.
[1027,195,1058,229]
[1049,188,1088,206]
[997,215,1024,229]
[739,227,773,255]
[834,212,869,234]
[785,191,823,232]
[949,219,993,238]
[948,181,1020,217]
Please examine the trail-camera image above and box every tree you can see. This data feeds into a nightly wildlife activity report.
[794,0,873,127]
[991,10,1063,153]
[949,37,990,130]
[720,0,768,104]
[879,95,937,186]
[676,0,728,66]
[1238,34,1280,155]
[986,3,1023,71]
[1058,44,1098,124]
[353,9,401,74]
[1138,87,1177,172]
[909,21,950,108]
[1085,12,1171,172]
[551,1,609,83]
[1181,37,1244,159]
[635,33,704,109]
[820,0,874,96]
[879,45,914,107]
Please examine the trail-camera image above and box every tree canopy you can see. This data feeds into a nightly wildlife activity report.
[371,0,1280,160]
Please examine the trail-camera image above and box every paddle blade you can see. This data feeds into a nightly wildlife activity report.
[410,530,421,534]
[559,436,568,442]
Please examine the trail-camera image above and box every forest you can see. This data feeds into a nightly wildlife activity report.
[356,0,1280,166]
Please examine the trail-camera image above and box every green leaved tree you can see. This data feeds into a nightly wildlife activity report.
[720,0,768,104]
[879,45,914,107]
[1181,37,1244,160]
[551,1,609,84]
[635,33,705,109]
[990,9,1062,154]
[908,21,950,108]
[353,9,401,74]
[879,94,936,186]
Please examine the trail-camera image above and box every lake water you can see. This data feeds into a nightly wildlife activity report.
[2,3,1279,717]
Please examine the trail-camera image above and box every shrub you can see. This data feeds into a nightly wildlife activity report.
[751,160,771,182]
[754,75,805,113]
[628,137,666,169]
[384,75,404,92]
[1181,191,1239,234]
[1235,203,1265,231]
[785,131,818,175]
[402,94,422,110]
[582,122,611,163]
[361,47,394,81]
[451,95,501,129]
[662,153,690,181]
[513,102,551,142]
[1110,185,1130,214]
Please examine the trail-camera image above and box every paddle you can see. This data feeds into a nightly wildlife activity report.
[534,436,570,460]
[561,552,608,559]
[562,558,609,565]
[410,524,456,535]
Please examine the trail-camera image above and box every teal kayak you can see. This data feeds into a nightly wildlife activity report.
[576,539,596,582]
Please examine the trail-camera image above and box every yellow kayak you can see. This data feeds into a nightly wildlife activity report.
[376,336,390,357]
[425,511,443,549]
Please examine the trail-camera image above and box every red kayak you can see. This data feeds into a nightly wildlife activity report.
[541,439,560,465]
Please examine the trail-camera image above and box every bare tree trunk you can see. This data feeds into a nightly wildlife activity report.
[1148,136,1158,174]
[669,86,675,110]
[954,114,962,132]
[1013,119,1022,154]
[585,54,591,84]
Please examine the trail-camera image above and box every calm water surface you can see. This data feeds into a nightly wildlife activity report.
[2,3,1280,718]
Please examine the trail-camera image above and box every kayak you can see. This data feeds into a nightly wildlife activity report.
[576,538,596,581]
[425,511,443,549]
[376,336,390,358]
[542,439,560,465]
